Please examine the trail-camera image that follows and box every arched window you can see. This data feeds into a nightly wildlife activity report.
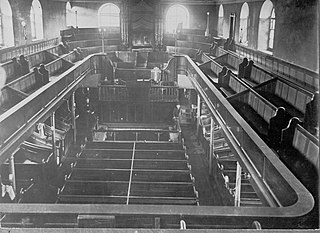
[218,5,224,37]
[0,0,14,47]
[98,3,120,27]
[66,2,75,27]
[166,5,189,33]
[30,0,44,40]
[239,2,249,45]
[268,8,275,50]
[258,0,275,52]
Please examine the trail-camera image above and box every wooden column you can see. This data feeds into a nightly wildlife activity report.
[196,95,201,139]
[9,154,16,197]
[51,112,58,165]
[209,117,215,175]
[234,162,242,207]
[71,92,77,143]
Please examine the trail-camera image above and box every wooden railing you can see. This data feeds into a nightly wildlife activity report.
[0,38,59,63]
[98,84,178,102]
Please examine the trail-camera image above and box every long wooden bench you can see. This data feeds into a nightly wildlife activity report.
[278,118,319,195]
[198,61,221,85]
[74,158,189,171]
[60,180,196,198]
[214,51,239,75]
[68,168,192,183]
[229,90,289,144]
[81,149,187,160]
[234,44,319,92]
[4,57,73,96]
[254,78,314,120]
[242,65,274,87]
[0,87,26,115]
[220,71,249,97]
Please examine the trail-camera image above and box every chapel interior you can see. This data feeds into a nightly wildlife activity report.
[0,0,319,232]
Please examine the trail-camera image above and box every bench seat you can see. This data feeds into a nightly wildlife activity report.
[231,100,270,138]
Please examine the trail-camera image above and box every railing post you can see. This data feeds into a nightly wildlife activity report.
[71,91,77,143]
[9,154,16,199]
[196,94,201,139]
[209,117,215,175]
[234,162,242,207]
[51,111,58,165]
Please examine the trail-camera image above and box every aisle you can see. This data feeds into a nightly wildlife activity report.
[181,125,233,206]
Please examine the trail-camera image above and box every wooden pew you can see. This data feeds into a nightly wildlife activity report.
[0,87,26,115]
[74,158,131,169]
[68,168,193,183]
[198,61,221,85]
[229,90,289,144]
[278,118,319,195]
[214,50,240,75]
[242,64,274,87]
[81,149,186,160]
[254,78,314,120]
[219,71,249,97]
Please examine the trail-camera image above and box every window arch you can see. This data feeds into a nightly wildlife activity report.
[30,0,44,40]
[166,4,190,33]
[258,0,275,52]
[66,2,75,27]
[98,3,120,27]
[0,0,14,47]
[239,2,249,45]
[218,5,224,37]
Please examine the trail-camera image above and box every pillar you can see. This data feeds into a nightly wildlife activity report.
[196,95,202,139]
[51,112,58,165]
[234,162,242,207]
[209,117,215,175]
[71,92,77,143]
[9,154,16,197]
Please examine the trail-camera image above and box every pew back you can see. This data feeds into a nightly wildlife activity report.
[292,125,319,168]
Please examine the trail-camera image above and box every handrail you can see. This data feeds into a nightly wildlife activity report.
[0,54,315,222]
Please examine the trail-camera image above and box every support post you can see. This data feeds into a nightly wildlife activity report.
[196,95,201,139]
[234,162,242,207]
[209,117,215,175]
[51,112,58,165]
[71,92,77,143]
[205,12,210,37]
[9,154,16,196]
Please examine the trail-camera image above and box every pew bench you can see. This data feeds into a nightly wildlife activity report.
[59,180,196,199]
[242,65,274,87]
[214,53,239,75]
[254,78,314,121]
[278,119,319,195]
[220,73,249,97]
[81,149,187,160]
[68,168,192,183]
[198,61,220,85]
[229,90,288,143]
[0,87,25,115]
